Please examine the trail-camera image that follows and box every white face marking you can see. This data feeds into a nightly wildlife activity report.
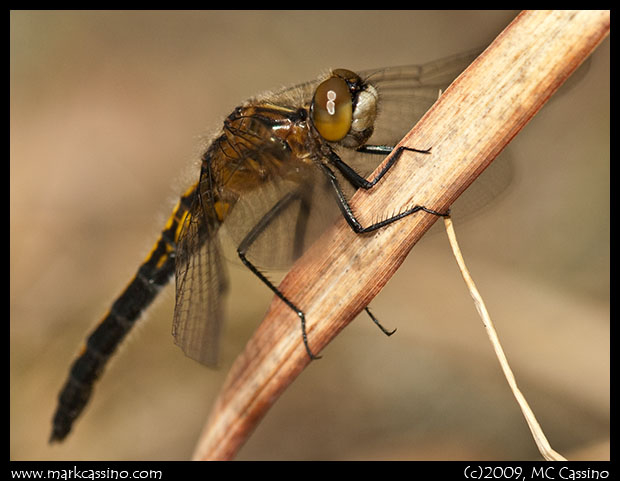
[351,85,378,134]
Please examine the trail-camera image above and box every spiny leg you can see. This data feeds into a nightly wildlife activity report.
[365,307,396,336]
[319,158,449,235]
[323,145,447,335]
[329,145,431,190]
[237,190,321,360]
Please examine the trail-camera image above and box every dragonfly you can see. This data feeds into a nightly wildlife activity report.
[50,50,483,443]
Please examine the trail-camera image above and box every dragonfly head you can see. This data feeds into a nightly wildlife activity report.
[310,69,377,149]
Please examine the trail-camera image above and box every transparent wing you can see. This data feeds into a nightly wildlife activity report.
[171,49,590,366]
[365,49,590,148]
[259,50,492,229]
[366,50,481,146]
[319,50,485,208]
[338,50,482,176]
[218,164,337,272]
[173,192,228,366]
[349,49,589,211]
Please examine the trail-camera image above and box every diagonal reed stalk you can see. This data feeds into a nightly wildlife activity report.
[192,10,610,460]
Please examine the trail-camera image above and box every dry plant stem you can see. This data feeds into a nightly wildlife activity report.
[443,216,567,461]
[193,10,609,461]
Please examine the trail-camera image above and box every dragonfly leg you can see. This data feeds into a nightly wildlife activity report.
[292,190,311,261]
[237,190,321,360]
[364,307,396,336]
[319,160,449,235]
[329,145,431,190]
[320,149,448,341]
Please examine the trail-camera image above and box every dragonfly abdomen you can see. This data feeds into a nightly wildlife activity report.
[50,186,196,442]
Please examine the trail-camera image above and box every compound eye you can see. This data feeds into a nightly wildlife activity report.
[311,76,352,142]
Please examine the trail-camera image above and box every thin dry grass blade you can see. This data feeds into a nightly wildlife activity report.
[193,10,610,460]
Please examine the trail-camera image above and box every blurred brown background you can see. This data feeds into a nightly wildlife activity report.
[10,11,608,460]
